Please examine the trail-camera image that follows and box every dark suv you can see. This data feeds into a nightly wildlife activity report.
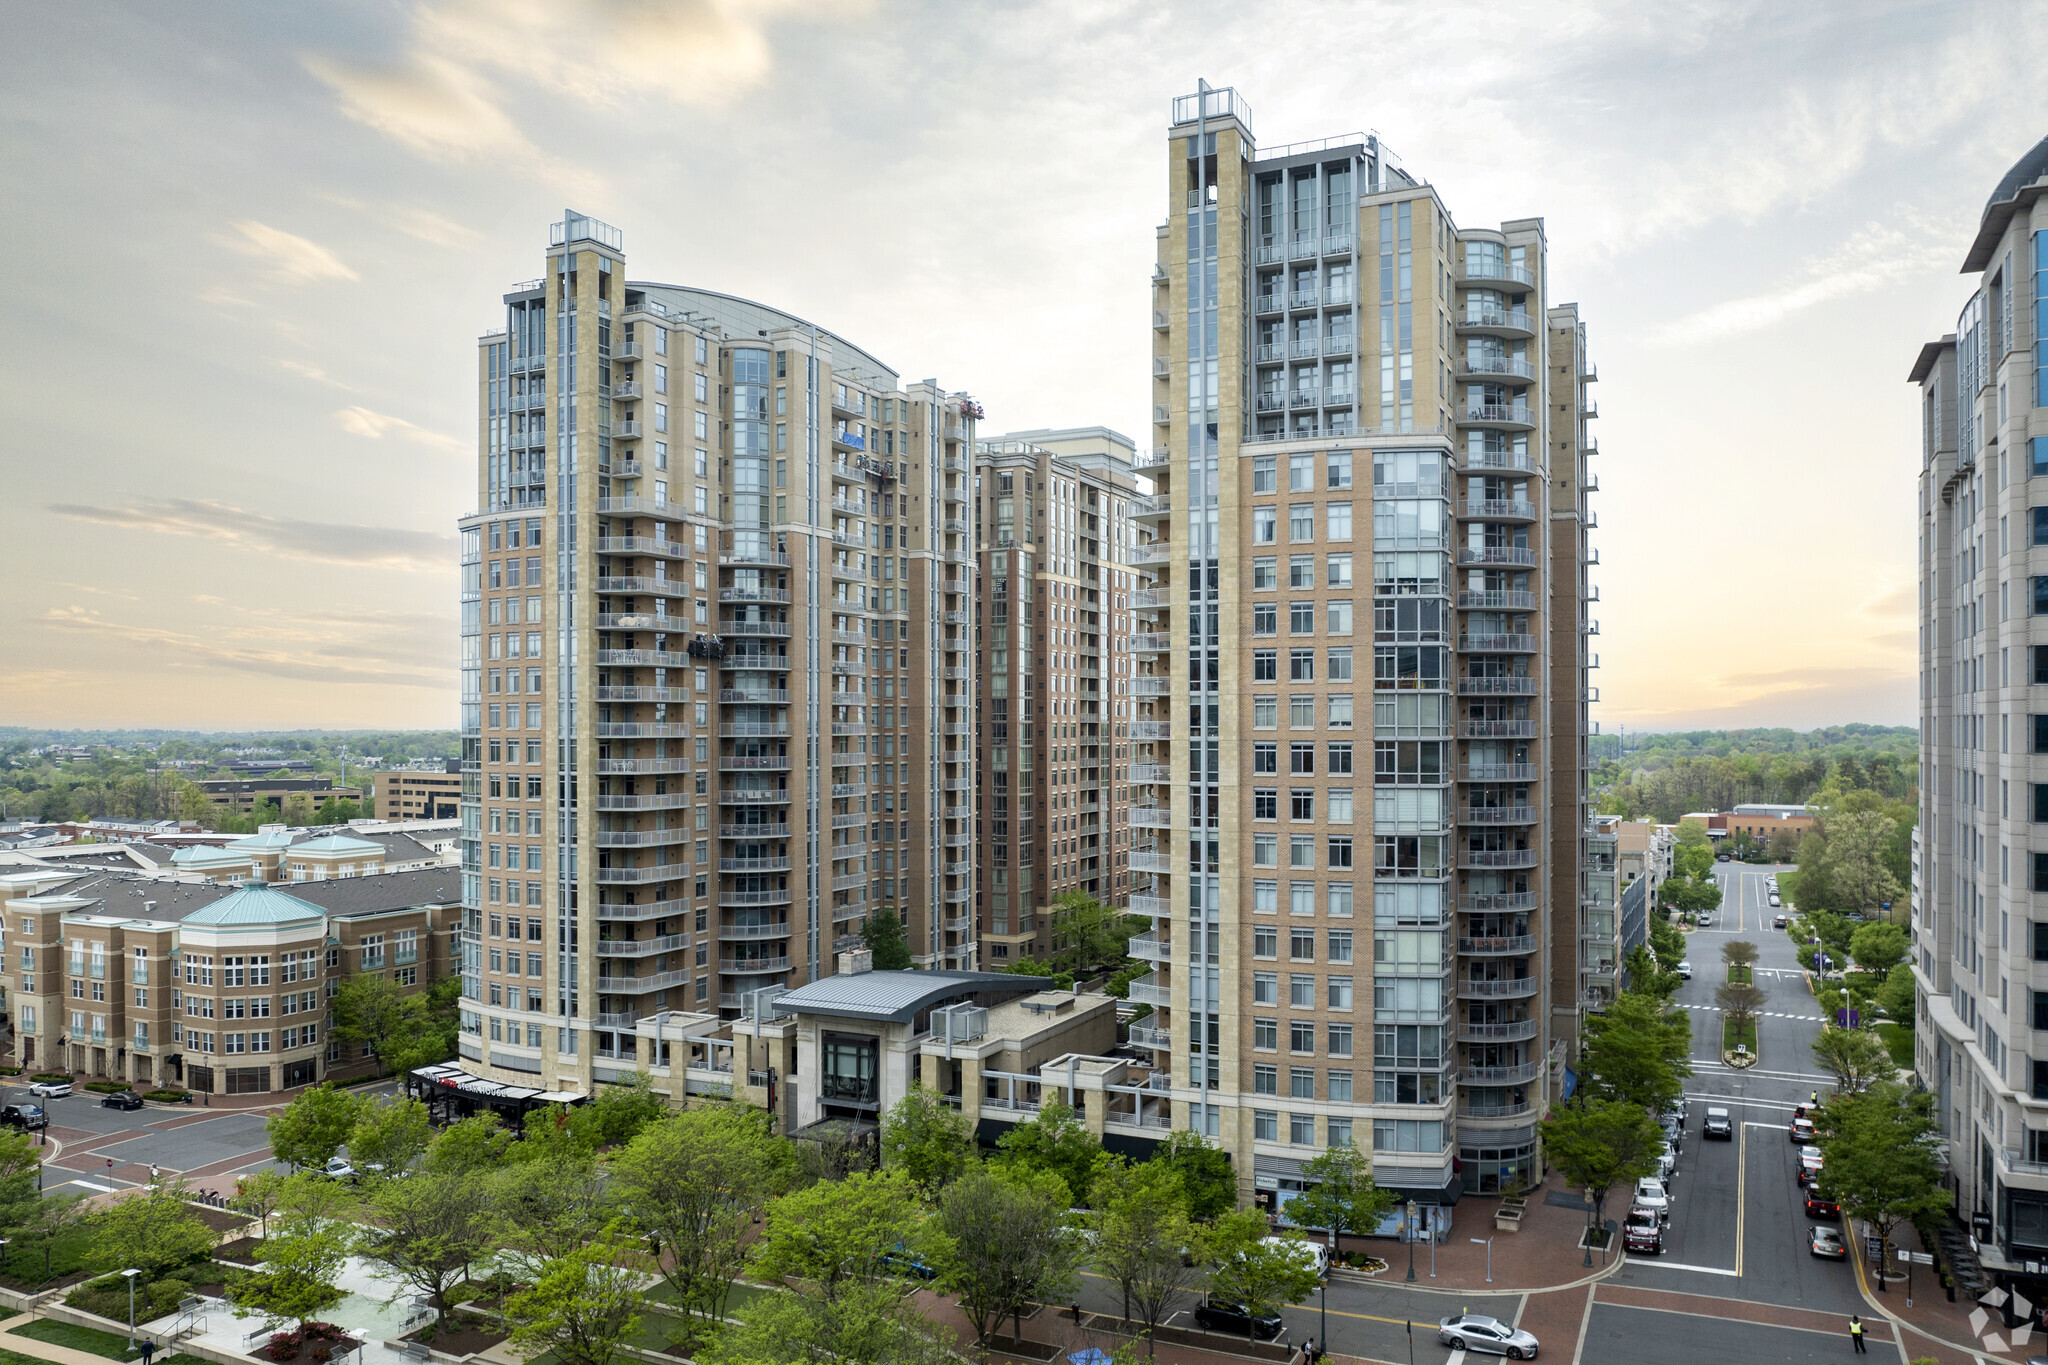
[0,1104,46,1131]
[1192,1300,1286,1341]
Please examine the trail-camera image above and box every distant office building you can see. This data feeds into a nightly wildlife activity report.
[194,777,362,814]
[1910,135,2048,1286]
[369,765,463,821]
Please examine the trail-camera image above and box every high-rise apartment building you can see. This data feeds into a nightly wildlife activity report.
[1130,86,1599,1207]
[971,428,1139,964]
[457,213,979,1097]
[1910,138,2048,1278]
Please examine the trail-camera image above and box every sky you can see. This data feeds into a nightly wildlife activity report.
[2,0,2041,735]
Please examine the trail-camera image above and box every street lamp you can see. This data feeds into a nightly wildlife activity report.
[1404,1199,1418,1282]
[1470,1236,1493,1283]
[121,1268,141,1350]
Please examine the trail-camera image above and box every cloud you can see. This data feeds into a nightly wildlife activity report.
[43,608,447,690]
[1647,220,1961,345]
[303,50,534,162]
[330,405,466,455]
[0,669,86,695]
[388,207,482,248]
[45,498,455,571]
[281,359,355,390]
[221,219,358,283]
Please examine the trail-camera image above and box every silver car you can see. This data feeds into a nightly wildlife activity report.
[1438,1313,1539,1359]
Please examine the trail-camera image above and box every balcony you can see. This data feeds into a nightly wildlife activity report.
[1459,499,1537,522]
[1458,357,1535,383]
[1459,849,1540,869]
[595,934,688,957]
[598,756,692,775]
[1457,308,1536,337]
[1461,891,1536,911]
[720,721,791,737]
[1460,1061,1543,1085]
[615,420,642,439]
[1324,334,1355,355]
[1457,977,1539,1000]
[1460,763,1536,783]
[719,921,791,941]
[598,649,691,668]
[721,855,793,873]
[1126,973,1168,1007]
[1128,893,1169,917]
[1461,448,1536,474]
[1131,675,1171,696]
[1130,721,1172,740]
[1322,232,1355,257]
[1463,402,1534,428]
[1456,546,1538,568]
[1287,291,1319,311]
[1461,261,1535,288]
[1129,850,1172,874]
[1457,934,1539,955]
[594,722,690,739]
[1460,1100,1534,1120]
[613,380,643,400]
[1128,1024,1171,1049]
[598,536,687,559]
[1255,294,1284,315]
[1130,494,1171,520]
[596,967,692,994]
[1460,806,1537,826]
[594,829,689,848]
[721,888,796,909]
[1128,542,1173,566]
[1129,763,1171,783]
[1463,720,1538,739]
[1129,634,1171,654]
[1458,1019,1537,1042]
[1457,590,1538,611]
[721,956,791,975]
[1128,933,1169,963]
[1458,634,1536,653]
[1131,806,1171,829]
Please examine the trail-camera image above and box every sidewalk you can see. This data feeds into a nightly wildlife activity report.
[1849,1219,2031,1365]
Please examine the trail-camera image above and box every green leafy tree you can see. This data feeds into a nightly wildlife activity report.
[1153,1128,1237,1220]
[752,1168,925,1302]
[573,1072,669,1150]
[232,1169,288,1238]
[1088,1160,1201,1333]
[861,908,914,971]
[266,1085,368,1171]
[505,1236,647,1365]
[1046,891,1141,973]
[1814,1081,1948,1293]
[930,1164,1081,1348]
[879,1085,976,1202]
[698,1276,957,1365]
[0,1129,46,1244]
[1812,1027,1899,1094]
[1539,1099,1664,1238]
[1673,842,1715,882]
[1720,939,1759,977]
[1579,993,1692,1114]
[12,1194,87,1286]
[349,1097,434,1176]
[356,1170,496,1331]
[1715,980,1767,1049]
[1850,922,1908,980]
[1622,944,1678,1000]
[231,1173,352,1329]
[1674,818,1711,849]
[1204,1210,1322,1344]
[608,1105,797,1342]
[1288,1140,1398,1254]
[331,973,460,1077]
[1874,966,1917,1022]
[420,1112,514,1176]
[91,1177,215,1278]
[1647,915,1686,965]
[1817,810,1904,920]
[494,1150,614,1279]
[992,1097,1105,1204]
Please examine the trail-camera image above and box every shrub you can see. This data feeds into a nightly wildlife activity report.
[67,1272,194,1321]
[30,1073,70,1084]
[0,1066,22,1076]
[143,1089,192,1103]
[263,1323,354,1362]
[84,1081,127,1094]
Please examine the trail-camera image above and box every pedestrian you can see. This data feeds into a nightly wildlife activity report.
[1303,1336,1315,1363]
[1071,1302,1082,1325]
[1812,1090,1820,1107]
[141,1339,156,1365]
[1848,1315,1866,1354]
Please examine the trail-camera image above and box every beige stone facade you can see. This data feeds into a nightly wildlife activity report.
[1133,86,1600,1208]
[458,216,977,1099]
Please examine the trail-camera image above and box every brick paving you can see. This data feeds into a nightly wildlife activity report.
[1321,1168,1620,1295]
[1511,1284,1592,1362]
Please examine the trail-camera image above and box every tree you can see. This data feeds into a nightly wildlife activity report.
[231,1173,352,1329]
[232,1169,288,1238]
[1813,1027,1899,1094]
[12,1194,87,1286]
[1817,810,1904,920]
[1674,817,1711,849]
[1720,939,1759,978]
[861,908,914,971]
[992,1097,1105,1205]
[879,1086,976,1202]
[91,1178,215,1278]
[1647,915,1686,965]
[1673,842,1715,883]
[266,1085,367,1171]
[1579,993,1691,1114]
[355,1170,497,1330]
[1204,1210,1322,1344]
[0,1130,45,1244]
[1851,922,1908,981]
[1814,1081,1948,1292]
[752,1169,925,1303]
[505,1237,647,1365]
[349,1097,434,1176]
[930,1164,1080,1348]
[698,1276,957,1365]
[420,1112,514,1176]
[331,973,460,1077]
[1874,965,1916,1023]
[1288,1141,1398,1256]
[494,1151,614,1279]
[1045,891,1140,973]
[572,1072,669,1150]
[1153,1128,1237,1221]
[608,1105,796,1343]
[1622,944,1677,1000]
[1715,980,1767,1048]
[1539,1099,1664,1240]
[1088,1160,1202,1337]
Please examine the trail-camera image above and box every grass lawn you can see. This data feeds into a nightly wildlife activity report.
[1722,1015,1758,1057]
[1725,964,1752,984]
[7,1319,142,1359]
[0,1221,99,1291]
[1874,1020,1915,1067]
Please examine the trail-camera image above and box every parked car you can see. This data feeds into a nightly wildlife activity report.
[1805,1192,1841,1219]
[1633,1176,1671,1221]
[99,1091,144,1112]
[1622,1207,1663,1255]
[319,1157,357,1180]
[877,1244,938,1281]
[1717,853,1730,862]
[1193,1299,1286,1341]
[26,1080,70,1099]
[1773,914,1789,928]
[1261,1235,1328,1278]
[1798,1146,1825,1186]
[1652,1140,1677,1178]
[1767,894,1781,908]
[0,1104,45,1131]
[1703,1107,1733,1140]
[1809,1226,1848,1259]
[1675,960,1693,980]
[1789,1116,1816,1143]
[1437,1313,1540,1359]
[1697,914,1713,928]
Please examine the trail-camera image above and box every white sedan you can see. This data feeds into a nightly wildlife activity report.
[27,1080,70,1099]
[1633,1176,1671,1221]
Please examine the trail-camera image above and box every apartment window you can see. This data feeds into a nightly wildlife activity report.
[1329,694,1354,727]
[2035,991,2048,1031]
[1329,741,1354,773]
[1254,507,1277,544]
[2036,646,2048,685]
[1327,1069,1354,1102]
[1291,696,1315,728]
[1255,924,1278,956]
[1254,834,1278,867]
[1291,741,1315,773]
[1254,649,1278,681]
[1253,742,1278,774]
[1254,603,1278,636]
[2035,576,2048,616]
[1291,882,1316,916]
[1290,601,1315,634]
[1290,1113,1316,1145]
[1290,1066,1316,1099]
[2034,922,2048,963]
[1291,835,1315,868]
[1327,1118,1354,1147]
[1327,502,1353,540]
[1328,647,1353,680]
[1290,452,1313,491]
[1255,1110,1279,1141]
[1291,789,1315,821]
[1328,601,1353,634]
[1328,553,1353,587]
[1290,974,1316,1008]
[1253,557,1278,589]
[1253,455,1277,493]
[1255,1019,1278,1050]
[1328,975,1355,1009]
[1255,789,1278,819]
[1327,451,1352,489]
[1290,648,1315,681]
[1329,789,1354,822]
[1290,504,1314,541]
[2037,785,2048,824]
[1255,1063,1278,1094]
[1254,697,1278,728]
[1329,835,1354,868]
[1327,1023,1354,1056]
[2034,507,2048,547]
[1290,554,1315,588]
[1290,927,1315,960]
[1254,972,1279,1005]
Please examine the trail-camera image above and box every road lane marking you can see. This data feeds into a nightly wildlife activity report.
[1628,1260,1740,1278]
[57,1179,120,1193]
[1736,1118,1746,1278]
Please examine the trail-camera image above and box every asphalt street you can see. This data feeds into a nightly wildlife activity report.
[1580,1302,1859,1365]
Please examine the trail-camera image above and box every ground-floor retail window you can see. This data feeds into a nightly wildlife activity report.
[225,1066,271,1095]
[1461,1140,1534,1194]
[281,1059,317,1089]
[188,1066,215,1093]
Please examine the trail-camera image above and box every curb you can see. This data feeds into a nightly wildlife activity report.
[1348,1242,1632,1299]
[1845,1217,2019,1363]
